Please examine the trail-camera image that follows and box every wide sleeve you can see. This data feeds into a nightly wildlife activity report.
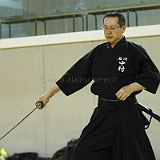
[132,43,160,94]
[56,50,94,96]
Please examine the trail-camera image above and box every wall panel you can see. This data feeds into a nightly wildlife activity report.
[0,29,159,158]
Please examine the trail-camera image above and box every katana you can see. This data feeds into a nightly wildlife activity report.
[0,101,159,142]
[0,101,44,142]
[135,102,160,123]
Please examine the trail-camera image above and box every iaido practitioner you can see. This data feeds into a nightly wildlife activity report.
[37,12,160,160]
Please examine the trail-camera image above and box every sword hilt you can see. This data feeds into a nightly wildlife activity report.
[35,101,44,110]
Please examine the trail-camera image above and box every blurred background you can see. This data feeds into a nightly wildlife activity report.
[0,0,160,39]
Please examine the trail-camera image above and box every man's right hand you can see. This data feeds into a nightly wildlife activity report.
[35,84,61,110]
[36,94,50,109]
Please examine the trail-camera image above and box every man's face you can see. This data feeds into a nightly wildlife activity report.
[103,17,126,46]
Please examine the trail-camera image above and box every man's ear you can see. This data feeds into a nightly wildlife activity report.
[121,25,126,33]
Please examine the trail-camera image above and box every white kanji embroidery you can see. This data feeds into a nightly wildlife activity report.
[123,57,128,61]
[117,57,127,72]
[118,57,122,61]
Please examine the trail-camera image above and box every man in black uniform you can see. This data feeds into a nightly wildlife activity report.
[37,12,160,160]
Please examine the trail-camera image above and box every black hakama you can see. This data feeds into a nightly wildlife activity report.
[56,37,160,160]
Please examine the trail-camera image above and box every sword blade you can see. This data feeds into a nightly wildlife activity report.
[0,107,37,142]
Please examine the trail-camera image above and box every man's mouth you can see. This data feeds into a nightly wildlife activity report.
[106,36,113,39]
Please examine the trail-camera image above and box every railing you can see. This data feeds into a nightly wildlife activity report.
[86,3,160,29]
[0,13,85,38]
[0,3,160,38]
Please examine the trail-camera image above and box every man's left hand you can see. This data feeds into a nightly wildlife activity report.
[115,82,145,101]
[115,85,132,101]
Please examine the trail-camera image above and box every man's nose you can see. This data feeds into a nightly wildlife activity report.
[106,30,112,34]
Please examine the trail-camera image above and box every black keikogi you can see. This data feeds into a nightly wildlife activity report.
[56,37,160,160]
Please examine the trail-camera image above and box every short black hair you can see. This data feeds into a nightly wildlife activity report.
[103,12,126,27]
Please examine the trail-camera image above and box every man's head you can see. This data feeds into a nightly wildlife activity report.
[102,12,126,46]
